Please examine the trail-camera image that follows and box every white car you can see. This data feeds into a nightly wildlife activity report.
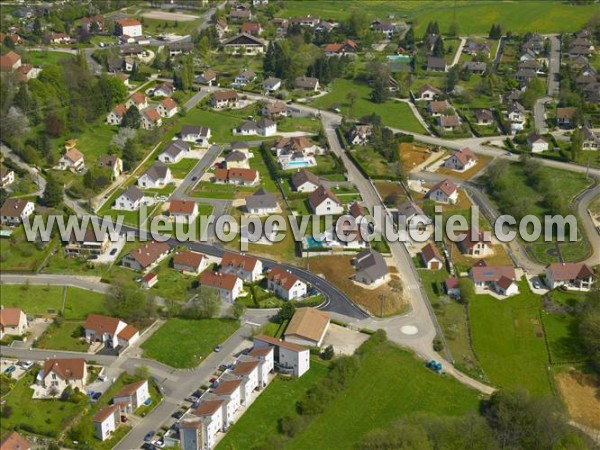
[19,361,33,370]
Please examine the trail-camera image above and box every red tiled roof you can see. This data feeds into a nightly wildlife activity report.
[308,185,341,209]
[421,243,442,263]
[267,267,301,291]
[0,307,23,327]
[213,379,242,395]
[0,431,31,450]
[84,314,122,336]
[161,97,177,111]
[0,51,20,71]
[114,379,146,398]
[127,241,170,269]
[547,263,594,281]
[199,271,240,291]
[221,251,259,272]
[429,179,457,197]
[169,199,197,215]
[173,250,205,269]
[193,399,223,416]
[117,324,139,340]
[43,358,86,380]
[254,334,306,352]
[232,360,259,376]
[93,404,119,423]
[116,18,141,27]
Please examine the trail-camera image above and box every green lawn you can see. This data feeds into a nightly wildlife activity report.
[0,368,84,438]
[217,359,330,450]
[311,79,426,133]
[279,1,597,34]
[0,227,57,273]
[469,279,552,395]
[24,50,76,66]
[141,319,240,368]
[168,158,200,179]
[419,269,484,379]
[286,341,481,449]
[63,288,109,320]
[141,17,204,36]
[35,320,89,352]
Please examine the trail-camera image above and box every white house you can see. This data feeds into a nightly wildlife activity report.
[113,379,150,414]
[158,140,191,164]
[0,307,28,339]
[199,271,244,302]
[173,250,209,275]
[284,308,330,347]
[153,82,174,97]
[245,188,279,215]
[140,107,162,130]
[0,167,15,188]
[191,400,224,449]
[114,185,144,211]
[0,198,35,226]
[107,104,127,125]
[220,251,263,282]
[262,77,281,92]
[470,260,519,297]
[417,84,441,101]
[290,169,320,192]
[168,199,198,223]
[93,405,120,441]
[157,97,179,118]
[444,148,477,171]
[233,118,277,137]
[527,133,549,153]
[254,334,311,377]
[41,358,87,393]
[427,179,458,204]
[308,186,344,215]
[115,18,142,37]
[180,125,211,146]
[353,250,389,285]
[97,155,123,179]
[126,92,148,110]
[267,267,307,300]
[59,148,85,172]
[122,241,172,272]
[138,163,172,189]
[247,346,274,387]
[179,418,202,450]
[233,69,256,87]
[212,379,242,425]
[83,314,139,349]
[420,243,444,270]
[545,262,595,291]
[231,361,259,404]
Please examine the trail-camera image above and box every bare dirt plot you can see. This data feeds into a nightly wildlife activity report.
[436,155,493,180]
[449,242,513,271]
[374,182,410,205]
[308,255,407,316]
[321,324,369,355]
[556,370,600,430]
[141,10,200,21]
[399,142,446,173]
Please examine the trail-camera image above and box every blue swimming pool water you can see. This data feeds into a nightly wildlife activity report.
[305,236,323,248]
[287,160,311,167]
[387,55,411,61]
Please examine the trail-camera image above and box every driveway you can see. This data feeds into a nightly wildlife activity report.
[321,324,369,355]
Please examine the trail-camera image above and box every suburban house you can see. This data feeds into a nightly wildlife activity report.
[417,84,441,101]
[254,334,311,377]
[556,107,578,128]
[474,109,494,126]
[114,185,144,211]
[154,82,174,97]
[83,314,139,349]
[470,260,519,297]
[211,90,239,109]
[420,243,444,270]
[545,262,595,291]
[457,229,492,256]
[231,361,259,405]
[115,18,142,37]
[190,400,224,449]
[0,307,28,339]
[93,404,120,441]
[349,201,368,223]
[157,97,179,118]
[222,33,266,55]
[215,17,229,36]
[97,155,123,179]
[294,76,320,91]
[126,92,148,110]
[262,77,282,92]
[0,51,21,72]
[168,199,199,223]
[290,169,320,192]
[245,188,279,215]
[180,125,211,146]
[428,100,451,117]
[582,126,600,150]
[41,358,88,393]
[63,228,110,257]
[427,179,459,204]
[140,107,162,130]
[230,8,253,21]
[465,41,491,57]
[284,308,330,347]
[196,69,218,86]
[427,56,447,72]
[212,378,242,424]
[444,148,477,171]
[527,133,549,153]
[308,186,344,215]
[267,267,307,300]
[158,140,191,164]
[137,162,172,189]
[59,148,85,172]
[141,272,158,289]
[107,104,127,125]
[323,39,358,56]
[353,249,389,285]
[0,167,15,188]
[0,198,35,225]
[273,136,323,158]
[122,241,172,272]
[223,150,249,169]
[113,379,150,414]
[507,101,526,133]
[438,115,461,131]
[463,61,487,74]
[444,277,461,298]
[262,101,288,118]
[220,252,263,282]
[247,346,275,387]
[233,69,256,87]
[348,124,373,145]
[233,118,277,137]
[396,201,431,230]
[166,41,194,56]
[179,418,203,450]
[241,21,263,36]
[173,250,209,275]
[199,271,244,302]
[0,432,31,450]
[213,168,259,186]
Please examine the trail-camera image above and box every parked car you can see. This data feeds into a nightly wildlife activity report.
[4,365,16,375]
[109,248,118,256]
[214,345,223,352]
[191,176,198,181]
[171,410,184,420]
[91,392,102,401]
[152,438,165,448]
[19,361,33,370]
[144,431,155,442]
[533,281,541,289]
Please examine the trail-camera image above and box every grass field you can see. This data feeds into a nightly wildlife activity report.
[469,279,552,395]
[169,158,200,179]
[25,50,76,66]
[279,1,597,35]
[36,320,88,352]
[286,340,481,449]
[0,227,57,273]
[311,79,426,133]
[141,319,240,368]
[217,359,330,450]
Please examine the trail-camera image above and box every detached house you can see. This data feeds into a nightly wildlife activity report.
[545,263,595,291]
[245,188,279,215]
[233,118,277,137]
[59,148,85,172]
[222,33,266,55]
[126,92,148,110]
[438,115,460,131]
[0,307,28,339]
[122,241,171,272]
[138,162,172,189]
[0,432,31,450]
[323,39,358,56]
[113,379,150,414]
[83,314,139,348]
[93,405,120,442]
[284,308,330,347]
[308,186,344,215]
[196,69,218,86]
[290,169,320,192]
[220,251,263,282]
[114,185,144,211]
[262,101,288,118]
[173,250,209,275]
[253,334,311,377]
[294,76,320,91]
[0,51,21,72]
[444,148,477,171]
[470,260,519,297]
[556,107,578,128]
[158,139,191,164]
[168,199,198,223]
[348,124,373,145]
[41,358,87,393]
[262,77,282,92]
[427,179,459,204]
[97,155,123,179]
[233,69,256,87]
[581,126,600,150]
[141,107,162,130]
[420,243,444,270]
[474,109,494,126]
[63,229,110,258]
[213,168,259,186]
[211,90,238,108]
[427,56,447,72]
[199,271,244,302]
[153,82,174,97]
[428,100,451,117]
[417,84,441,101]
[180,125,211,146]
[527,133,549,153]
[241,22,263,36]
[0,198,35,225]
[115,18,143,38]
[107,104,127,125]
[267,267,307,300]
[457,228,492,256]
[157,97,179,118]
[353,249,389,285]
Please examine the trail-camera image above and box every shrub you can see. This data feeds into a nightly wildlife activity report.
[321,345,334,360]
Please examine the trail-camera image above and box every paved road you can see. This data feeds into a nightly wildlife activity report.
[492,36,505,73]
[171,145,223,198]
[183,89,210,111]
[0,346,117,366]
[546,34,561,97]
[449,37,467,68]
[574,184,600,267]
[533,97,551,134]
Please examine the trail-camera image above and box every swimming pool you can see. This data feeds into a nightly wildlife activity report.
[387,55,411,61]
[305,236,323,248]
[287,160,311,167]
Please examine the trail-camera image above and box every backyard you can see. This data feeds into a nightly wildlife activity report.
[35,320,88,352]
[141,318,240,368]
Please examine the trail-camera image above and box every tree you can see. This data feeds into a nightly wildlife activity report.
[445,67,459,93]
[580,284,600,374]
[111,127,137,150]
[43,174,64,208]
[121,105,140,129]
[347,90,359,118]
[320,345,334,360]
[369,61,390,103]
[277,302,295,322]
[185,286,220,319]
[433,36,445,57]
[229,301,246,320]
[3,34,14,49]
[179,56,195,91]
[489,24,502,39]
[135,365,150,379]
[346,8,369,38]
[105,281,155,323]
[1,106,30,139]
[45,112,65,138]
[122,138,141,170]
[570,127,583,161]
